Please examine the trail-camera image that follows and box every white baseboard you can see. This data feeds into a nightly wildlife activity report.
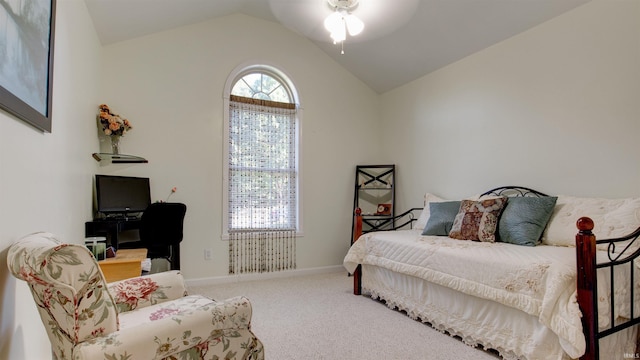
[185,265,345,287]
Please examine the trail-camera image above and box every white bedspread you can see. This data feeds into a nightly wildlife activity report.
[344,230,590,358]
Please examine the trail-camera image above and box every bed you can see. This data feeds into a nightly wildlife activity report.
[343,186,640,360]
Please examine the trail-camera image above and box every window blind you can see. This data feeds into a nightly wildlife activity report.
[228,98,297,232]
[227,96,297,274]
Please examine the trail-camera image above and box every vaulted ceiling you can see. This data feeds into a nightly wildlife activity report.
[85,0,589,94]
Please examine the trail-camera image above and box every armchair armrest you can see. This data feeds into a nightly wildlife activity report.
[108,270,188,312]
[74,296,257,360]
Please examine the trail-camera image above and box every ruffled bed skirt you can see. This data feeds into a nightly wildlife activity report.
[361,265,637,360]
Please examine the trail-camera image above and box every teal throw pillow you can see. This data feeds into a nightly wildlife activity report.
[498,196,558,246]
[422,201,461,236]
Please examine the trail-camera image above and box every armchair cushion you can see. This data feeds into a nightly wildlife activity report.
[108,270,187,312]
[75,295,262,360]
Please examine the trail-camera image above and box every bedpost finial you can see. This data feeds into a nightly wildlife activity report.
[355,208,362,216]
[577,217,594,232]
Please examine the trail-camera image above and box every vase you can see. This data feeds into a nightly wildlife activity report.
[110,135,121,154]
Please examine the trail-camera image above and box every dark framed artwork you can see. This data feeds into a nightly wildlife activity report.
[0,0,56,132]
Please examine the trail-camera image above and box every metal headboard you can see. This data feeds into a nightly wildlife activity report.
[480,186,549,198]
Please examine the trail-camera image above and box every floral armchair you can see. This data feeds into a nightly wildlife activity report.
[6,232,264,360]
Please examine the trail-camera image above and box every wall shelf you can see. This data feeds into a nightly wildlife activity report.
[92,153,148,164]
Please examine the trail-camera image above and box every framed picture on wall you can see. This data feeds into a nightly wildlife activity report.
[0,0,56,132]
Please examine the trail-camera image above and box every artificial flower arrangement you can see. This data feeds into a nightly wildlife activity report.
[165,187,177,202]
[156,187,178,203]
[98,104,132,136]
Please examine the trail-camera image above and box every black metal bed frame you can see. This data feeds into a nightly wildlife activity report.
[352,185,640,359]
[577,220,640,359]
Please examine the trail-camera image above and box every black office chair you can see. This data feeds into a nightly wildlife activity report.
[120,202,187,270]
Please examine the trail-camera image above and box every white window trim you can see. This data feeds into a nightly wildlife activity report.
[222,61,304,241]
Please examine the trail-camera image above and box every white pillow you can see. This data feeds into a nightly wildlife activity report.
[414,193,446,230]
[541,195,640,247]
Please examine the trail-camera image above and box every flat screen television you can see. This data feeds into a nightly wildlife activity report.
[95,175,151,218]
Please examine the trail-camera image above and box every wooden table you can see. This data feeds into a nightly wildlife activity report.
[98,248,147,283]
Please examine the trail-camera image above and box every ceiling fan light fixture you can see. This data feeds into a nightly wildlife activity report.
[324,11,343,33]
[269,0,419,44]
[324,0,363,51]
[345,14,364,36]
[330,21,346,43]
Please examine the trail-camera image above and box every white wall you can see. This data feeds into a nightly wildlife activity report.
[381,0,640,210]
[0,1,103,359]
[3,0,638,358]
[98,14,381,280]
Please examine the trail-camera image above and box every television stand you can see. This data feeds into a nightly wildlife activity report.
[85,217,142,250]
[105,214,140,221]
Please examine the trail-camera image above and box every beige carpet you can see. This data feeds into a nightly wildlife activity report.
[189,270,499,360]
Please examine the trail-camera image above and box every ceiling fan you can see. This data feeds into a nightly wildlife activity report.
[324,0,364,45]
[269,0,419,51]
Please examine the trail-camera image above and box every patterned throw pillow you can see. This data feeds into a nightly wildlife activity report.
[449,197,507,242]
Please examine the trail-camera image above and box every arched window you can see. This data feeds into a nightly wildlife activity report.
[223,65,301,274]
[230,72,292,102]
